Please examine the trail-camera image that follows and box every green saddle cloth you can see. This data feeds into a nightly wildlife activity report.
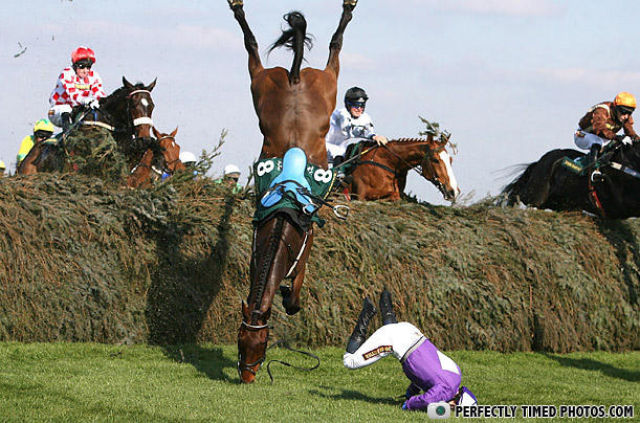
[253,157,336,227]
[561,155,590,175]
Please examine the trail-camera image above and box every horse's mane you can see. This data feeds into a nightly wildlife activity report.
[388,137,431,144]
[101,83,146,109]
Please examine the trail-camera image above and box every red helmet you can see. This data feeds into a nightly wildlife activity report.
[71,46,96,64]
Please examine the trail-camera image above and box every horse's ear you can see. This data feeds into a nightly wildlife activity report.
[170,127,178,137]
[152,126,160,138]
[122,76,133,89]
[145,78,157,92]
[241,300,250,320]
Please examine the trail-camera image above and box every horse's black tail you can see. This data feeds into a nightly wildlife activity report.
[500,163,536,205]
[269,11,313,84]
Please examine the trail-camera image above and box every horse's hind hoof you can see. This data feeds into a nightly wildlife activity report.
[280,285,301,315]
[344,0,358,6]
[227,0,243,10]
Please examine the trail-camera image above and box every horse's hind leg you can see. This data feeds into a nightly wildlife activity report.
[281,228,314,315]
[228,0,264,77]
[326,0,358,73]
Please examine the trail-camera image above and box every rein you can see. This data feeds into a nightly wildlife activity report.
[265,339,321,384]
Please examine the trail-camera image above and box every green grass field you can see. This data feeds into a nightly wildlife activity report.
[0,343,637,422]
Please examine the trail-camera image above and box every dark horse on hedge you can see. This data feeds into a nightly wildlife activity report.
[343,136,460,201]
[228,0,358,383]
[501,140,640,218]
[17,77,157,176]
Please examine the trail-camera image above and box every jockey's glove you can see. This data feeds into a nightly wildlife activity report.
[89,99,100,109]
[372,135,388,146]
[621,136,633,147]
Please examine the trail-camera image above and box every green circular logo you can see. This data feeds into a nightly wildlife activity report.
[436,405,446,416]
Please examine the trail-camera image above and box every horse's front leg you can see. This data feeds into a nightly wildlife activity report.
[227,0,264,77]
[326,0,358,74]
[281,228,314,315]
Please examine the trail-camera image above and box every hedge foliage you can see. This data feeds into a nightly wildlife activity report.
[0,174,638,352]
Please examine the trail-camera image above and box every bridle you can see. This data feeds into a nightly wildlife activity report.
[156,135,182,172]
[126,89,154,137]
[79,88,154,133]
[237,319,269,378]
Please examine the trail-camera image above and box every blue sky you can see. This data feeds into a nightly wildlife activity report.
[2,0,640,204]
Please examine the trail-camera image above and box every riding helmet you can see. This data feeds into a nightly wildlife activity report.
[224,164,241,176]
[179,151,197,164]
[33,119,55,134]
[344,87,369,108]
[614,92,636,109]
[71,46,96,64]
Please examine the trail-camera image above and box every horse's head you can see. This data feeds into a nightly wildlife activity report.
[152,127,185,174]
[237,301,270,383]
[123,76,156,141]
[421,135,460,201]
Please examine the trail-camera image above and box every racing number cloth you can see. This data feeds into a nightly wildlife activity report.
[253,157,336,227]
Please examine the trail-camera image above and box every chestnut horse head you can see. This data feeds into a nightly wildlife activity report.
[127,127,185,188]
[420,134,460,201]
[229,0,358,383]
[348,137,460,201]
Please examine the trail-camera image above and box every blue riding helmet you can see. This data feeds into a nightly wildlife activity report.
[260,147,317,214]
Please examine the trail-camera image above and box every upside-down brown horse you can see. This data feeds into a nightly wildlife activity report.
[228,0,358,383]
[127,127,185,188]
[346,136,460,201]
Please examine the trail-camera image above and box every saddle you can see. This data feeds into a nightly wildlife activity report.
[253,147,345,227]
[261,147,317,215]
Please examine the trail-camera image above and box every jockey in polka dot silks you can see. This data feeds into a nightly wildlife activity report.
[343,288,477,411]
[48,46,106,130]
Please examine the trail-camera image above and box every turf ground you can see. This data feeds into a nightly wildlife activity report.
[0,343,637,422]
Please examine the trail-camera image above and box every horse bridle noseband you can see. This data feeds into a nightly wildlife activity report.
[237,320,269,378]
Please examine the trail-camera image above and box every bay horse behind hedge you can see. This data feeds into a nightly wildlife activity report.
[345,136,460,201]
[228,0,358,383]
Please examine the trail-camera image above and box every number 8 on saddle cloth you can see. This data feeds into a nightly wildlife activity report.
[255,148,336,225]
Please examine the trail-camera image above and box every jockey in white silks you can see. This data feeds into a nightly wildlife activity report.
[325,87,388,176]
[343,289,477,412]
[48,46,106,130]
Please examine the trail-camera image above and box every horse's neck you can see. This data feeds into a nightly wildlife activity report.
[385,140,430,168]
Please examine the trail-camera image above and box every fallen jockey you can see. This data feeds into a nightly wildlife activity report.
[343,288,477,412]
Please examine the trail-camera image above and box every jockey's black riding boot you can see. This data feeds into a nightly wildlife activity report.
[346,297,376,353]
[61,112,72,132]
[379,287,398,325]
[587,144,601,167]
[333,156,346,179]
